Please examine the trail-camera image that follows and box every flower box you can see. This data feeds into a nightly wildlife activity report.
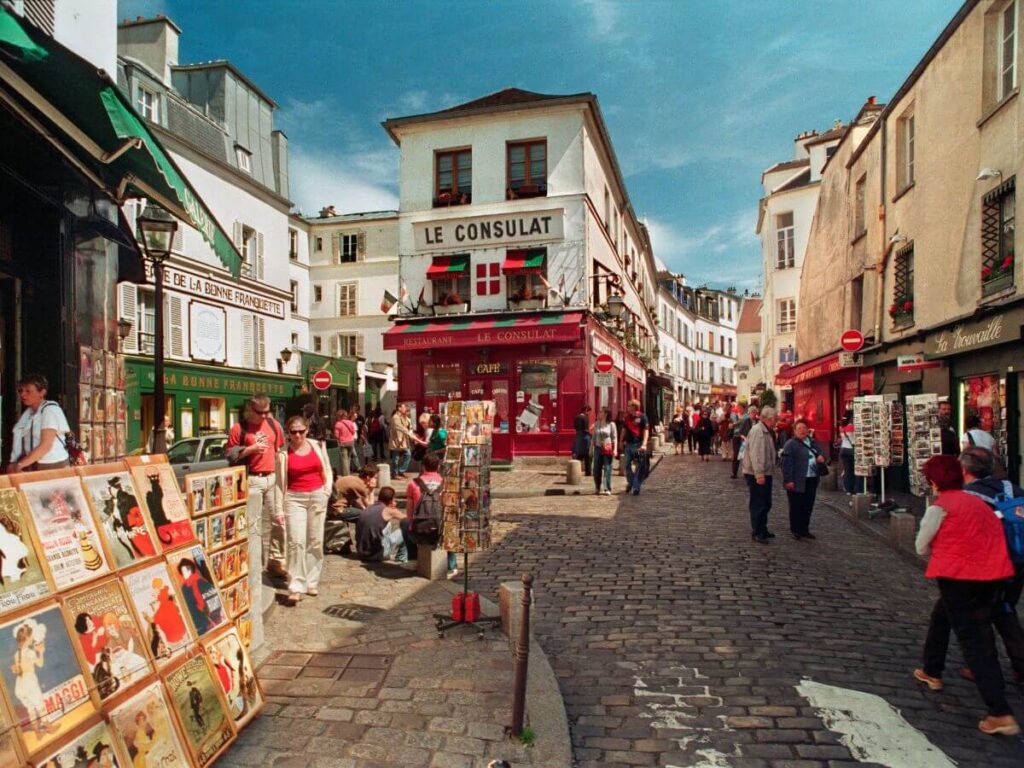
[508,298,546,310]
[433,302,469,316]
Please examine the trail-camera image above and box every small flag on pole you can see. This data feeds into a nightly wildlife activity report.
[381,290,398,314]
[415,285,425,308]
[399,278,409,304]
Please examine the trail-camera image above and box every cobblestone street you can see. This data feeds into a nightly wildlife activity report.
[473,454,1024,767]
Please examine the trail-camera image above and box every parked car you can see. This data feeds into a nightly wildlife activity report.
[167,433,229,488]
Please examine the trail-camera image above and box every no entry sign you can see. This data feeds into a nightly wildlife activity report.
[840,329,865,352]
[595,354,614,373]
[311,370,333,390]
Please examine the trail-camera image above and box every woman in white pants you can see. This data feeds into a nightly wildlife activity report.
[275,415,332,605]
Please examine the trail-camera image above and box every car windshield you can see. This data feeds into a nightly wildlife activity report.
[167,440,199,463]
[200,438,227,461]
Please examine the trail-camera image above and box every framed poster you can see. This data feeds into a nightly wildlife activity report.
[62,579,152,704]
[79,385,92,423]
[91,387,105,423]
[79,346,93,386]
[104,352,117,389]
[79,468,158,569]
[92,426,106,464]
[122,562,193,668]
[165,546,226,639]
[116,424,126,459]
[92,350,105,389]
[79,425,92,460]
[235,613,252,649]
[33,717,123,768]
[0,695,23,768]
[0,603,96,756]
[105,390,117,424]
[203,626,262,730]
[108,680,190,768]
[115,354,126,390]
[163,653,234,768]
[188,477,207,516]
[127,460,195,550]
[0,479,51,614]
[15,474,111,590]
[188,302,227,364]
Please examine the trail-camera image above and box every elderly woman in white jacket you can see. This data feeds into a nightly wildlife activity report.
[274,415,332,605]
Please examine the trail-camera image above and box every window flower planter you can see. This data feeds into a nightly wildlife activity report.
[508,297,546,310]
[433,302,469,315]
[888,296,914,326]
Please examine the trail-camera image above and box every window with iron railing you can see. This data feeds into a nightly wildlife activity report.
[890,243,915,327]
[981,177,1015,296]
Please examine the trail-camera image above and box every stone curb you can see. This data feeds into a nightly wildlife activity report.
[818,491,927,571]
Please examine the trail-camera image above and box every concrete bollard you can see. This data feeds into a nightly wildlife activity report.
[890,511,918,554]
[650,436,661,452]
[417,547,448,580]
[499,579,535,642]
[852,494,874,520]
[566,459,582,486]
[377,462,392,488]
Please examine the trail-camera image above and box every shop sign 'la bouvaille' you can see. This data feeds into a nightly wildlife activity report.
[413,209,565,252]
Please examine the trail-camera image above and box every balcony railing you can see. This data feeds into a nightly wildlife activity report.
[433,190,471,208]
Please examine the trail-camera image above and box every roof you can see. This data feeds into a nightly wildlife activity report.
[774,168,813,193]
[305,210,399,224]
[171,60,278,108]
[118,14,182,34]
[737,299,762,333]
[763,158,809,176]
[803,124,846,147]
[434,88,570,114]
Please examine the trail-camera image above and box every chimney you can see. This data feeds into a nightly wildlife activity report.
[867,95,876,106]
[117,15,181,85]
[319,205,337,218]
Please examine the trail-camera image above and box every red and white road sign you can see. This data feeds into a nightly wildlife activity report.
[840,329,865,352]
[311,370,333,390]
[595,354,614,373]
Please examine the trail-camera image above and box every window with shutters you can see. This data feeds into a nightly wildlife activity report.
[313,335,322,353]
[775,212,795,269]
[476,263,501,296]
[290,280,299,313]
[890,243,915,328]
[313,285,322,303]
[981,177,1015,296]
[435,148,472,206]
[506,140,547,199]
[236,224,264,279]
[341,234,358,263]
[241,315,266,369]
[777,298,797,334]
[335,334,363,357]
[338,283,357,317]
[164,295,185,359]
[118,284,140,354]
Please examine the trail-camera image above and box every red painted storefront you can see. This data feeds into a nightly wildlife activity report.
[776,353,874,448]
[383,311,646,461]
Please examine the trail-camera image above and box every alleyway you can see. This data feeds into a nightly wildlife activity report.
[473,455,1024,768]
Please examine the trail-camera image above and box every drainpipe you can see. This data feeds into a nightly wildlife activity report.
[872,115,889,344]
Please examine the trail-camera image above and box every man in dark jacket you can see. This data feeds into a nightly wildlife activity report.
[938,400,960,456]
[962,446,1024,685]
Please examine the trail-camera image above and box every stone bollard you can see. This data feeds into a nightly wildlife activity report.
[499,579,535,642]
[852,494,874,520]
[890,511,918,554]
[566,459,582,485]
[650,436,661,452]
[417,547,448,580]
[377,463,392,488]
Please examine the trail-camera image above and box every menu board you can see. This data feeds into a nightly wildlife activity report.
[906,394,943,496]
[440,401,494,553]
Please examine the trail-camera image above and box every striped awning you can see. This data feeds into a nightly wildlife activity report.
[426,254,469,279]
[502,248,545,274]
[383,311,583,351]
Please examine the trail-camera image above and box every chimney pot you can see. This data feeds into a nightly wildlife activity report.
[867,95,876,105]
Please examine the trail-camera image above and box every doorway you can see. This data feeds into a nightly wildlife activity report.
[140,394,175,449]
[0,275,18,467]
[468,378,511,460]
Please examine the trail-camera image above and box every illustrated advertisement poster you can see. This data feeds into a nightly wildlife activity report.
[128,463,196,550]
[122,562,193,668]
[0,603,95,755]
[108,680,190,768]
[164,654,234,768]
[0,696,23,768]
[81,470,158,569]
[17,475,111,590]
[63,580,153,703]
[0,484,51,613]
[33,718,123,768]
[166,547,226,639]
[204,626,262,730]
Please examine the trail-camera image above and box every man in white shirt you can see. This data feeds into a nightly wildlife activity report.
[8,374,70,472]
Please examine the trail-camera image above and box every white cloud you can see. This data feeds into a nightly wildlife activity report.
[575,0,621,38]
[289,146,398,216]
[646,211,761,290]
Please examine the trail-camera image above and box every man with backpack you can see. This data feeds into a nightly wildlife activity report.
[226,394,287,580]
[405,453,457,575]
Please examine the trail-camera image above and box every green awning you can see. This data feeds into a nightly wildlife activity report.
[502,248,546,273]
[301,352,357,389]
[426,254,470,278]
[0,6,243,277]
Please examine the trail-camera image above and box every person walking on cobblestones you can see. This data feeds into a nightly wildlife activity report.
[620,399,649,496]
[732,405,758,479]
[573,405,592,477]
[742,405,777,543]
[695,409,715,462]
[389,403,415,479]
[670,406,686,455]
[781,419,827,540]
[591,407,617,495]
[913,454,1019,736]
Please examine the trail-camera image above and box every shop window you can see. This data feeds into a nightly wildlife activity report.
[981,177,1015,296]
[890,243,914,328]
[476,263,501,296]
[507,140,547,199]
[960,374,1006,457]
[432,274,470,309]
[424,364,462,398]
[515,359,558,433]
[435,149,472,206]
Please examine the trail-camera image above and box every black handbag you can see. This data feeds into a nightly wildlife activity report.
[810,443,829,476]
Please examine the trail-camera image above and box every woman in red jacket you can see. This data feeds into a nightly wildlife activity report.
[913,454,1019,736]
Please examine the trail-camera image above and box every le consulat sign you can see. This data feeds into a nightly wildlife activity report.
[926,306,1024,358]
[413,209,564,252]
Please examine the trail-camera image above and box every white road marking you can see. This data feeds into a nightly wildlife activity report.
[796,679,958,768]
[634,664,733,757]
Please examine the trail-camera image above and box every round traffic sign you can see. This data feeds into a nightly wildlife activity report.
[840,329,865,352]
[595,354,614,373]
[311,370,333,390]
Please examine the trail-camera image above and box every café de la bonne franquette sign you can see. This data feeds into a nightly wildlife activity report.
[413,209,564,252]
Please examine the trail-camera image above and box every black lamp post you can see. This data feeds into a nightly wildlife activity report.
[136,204,178,454]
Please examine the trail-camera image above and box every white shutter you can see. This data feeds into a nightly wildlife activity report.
[255,317,266,369]
[329,333,339,357]
[331,233,340,265]
[232,221,243,248]
[356,232,366,261]
[256,231,265,279]
[167,295,185,358]
[355,334,364,358]
[335,284,341,317]
[118,283,139,353]
[241,315,254,368]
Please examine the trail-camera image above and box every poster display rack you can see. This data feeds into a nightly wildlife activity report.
[0,457,262,767]
[905,394,944,497]
[852,395,906,518]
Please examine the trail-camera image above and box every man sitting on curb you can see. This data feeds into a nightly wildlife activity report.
[356,486,416,563]
[406,453,458,576]
[324,465,378,555]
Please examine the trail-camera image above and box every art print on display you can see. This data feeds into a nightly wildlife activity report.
[104,426,117,460]
[209,515,224,549]
[79,385,92,423]
[0,485,50,613]
[189,477,207,516]
[166,547,226,638]
[223,511,236,542]
[235,613,252,649]
[0,701,22,768]
[17,475,111,589]
[105,389,118,424]
[79,346,93,386]
[218,474,235,506]
[210,551,225,585]
[63,580,152,703]
[104,352,117,389]
[34,718,123,768]
[0,603,95,755]
[92,427,106,464]
[81,471,158,569]
[91,387,105,423]
[462,446,480,466]
[115,355,126,390]
[115,389,127,423]
[91,350,105,389]
[164,654,233,767]
[123,562,193,667]
[116,424,127,459]
[193,518,208,549]
[205,627,262,730]
[128,462,195,549]
[109,680,190,768]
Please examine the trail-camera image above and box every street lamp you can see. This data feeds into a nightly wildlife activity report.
[136,204,178,454]
[606,293,625,319]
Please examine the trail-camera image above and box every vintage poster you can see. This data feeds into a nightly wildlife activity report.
[235,613,252,649]
[17,475,111,590]
[0,691,23,768]
[166,547,226,638]
[0,603,95,755]
[0,484,50,614]
[92,426,106,464]
[122,562,193,667]
[91,388,105,424]
[63,580,152,703]
[128,462,195,550]
[188,477,207,516]
[204,627,262,730]
[109,680,190,768]
[79,346,93,385]
[92,350,105,389]
[79,385,92,423]
[81,470,158,569]
[164,654,233,767]
[104,352,116,389]
[193,517,208,549]
[116,424,127,459]
[209,514,223,549]
[33,718,123,768]
[115,355,126,390]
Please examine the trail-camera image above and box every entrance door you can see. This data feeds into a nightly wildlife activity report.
[468,378,511,461]
[0,275,17,467]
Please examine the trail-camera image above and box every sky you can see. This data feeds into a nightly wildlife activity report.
[118,0,963,291]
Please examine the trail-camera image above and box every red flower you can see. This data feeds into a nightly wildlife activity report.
[1001,255,1014,270]
[982,265,993,278]
[888,304,897,316]
[902,300,913,312]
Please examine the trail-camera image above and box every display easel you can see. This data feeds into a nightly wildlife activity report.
[434,552,501,639]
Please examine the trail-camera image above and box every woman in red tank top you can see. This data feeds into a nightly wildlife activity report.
[274,415,331,606]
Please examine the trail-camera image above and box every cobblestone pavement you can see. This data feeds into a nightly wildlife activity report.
[472,453,1024,768]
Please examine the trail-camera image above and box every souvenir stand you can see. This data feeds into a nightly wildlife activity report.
[433,400,501,639]
[78,347,129,463]
[0,457,263,768]
[852,395,906,518]
[905,394,944,498]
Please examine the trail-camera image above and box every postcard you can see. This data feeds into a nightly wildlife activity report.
[81,470,158,569]
[193,517,208,549]
[209,514,224,549]
[122,561,193,667]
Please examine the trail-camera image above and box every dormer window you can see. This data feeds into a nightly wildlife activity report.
[138,87,158,122]
[235,146,252,174]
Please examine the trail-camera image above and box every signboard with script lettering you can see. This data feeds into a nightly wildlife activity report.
[926,306,1024,358]
[145,262,286,319]
[413,209,565,252]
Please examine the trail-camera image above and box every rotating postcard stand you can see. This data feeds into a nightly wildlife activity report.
[431,400,501,639]
[852,396,907,519]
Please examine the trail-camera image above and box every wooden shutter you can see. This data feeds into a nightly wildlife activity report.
[331,233,340,265]
[256,317,266,368]
[118,283,139,353]
[329,333,339,356]
[355,333,364,357]
[172,226,183,253]
[256,231,265,279]
[166,295,185,358]
[338,283,357,316]
[241,315,254,368]
[356,231,367,261]
[232,221,243,248]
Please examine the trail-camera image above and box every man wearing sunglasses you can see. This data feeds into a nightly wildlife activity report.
[227,393,287,580]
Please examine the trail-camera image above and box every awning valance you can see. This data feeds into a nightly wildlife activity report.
[383,311,583,351]
[426,254,469,279]
[0,6,243,277]
[502,248,545,274]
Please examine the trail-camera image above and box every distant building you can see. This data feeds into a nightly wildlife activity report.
[735,296,762,402]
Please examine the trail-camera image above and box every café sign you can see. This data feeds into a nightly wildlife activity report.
[413,209,564,252]
[926,307,1024,358]
[469,361,509,376]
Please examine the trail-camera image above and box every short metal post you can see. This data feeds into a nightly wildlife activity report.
[511,573,533,737]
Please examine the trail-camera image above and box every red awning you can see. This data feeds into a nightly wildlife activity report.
[383,312,583,351]
[502,249,545,274]
[426,254,469,279]
[774,352,843,386]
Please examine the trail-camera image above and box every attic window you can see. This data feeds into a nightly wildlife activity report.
[235,146,252,174]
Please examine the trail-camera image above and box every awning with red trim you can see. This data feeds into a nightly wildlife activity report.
[502,248,545,274]
[426,254,469,279]
[383,311,584,351]
[774,352,843,386]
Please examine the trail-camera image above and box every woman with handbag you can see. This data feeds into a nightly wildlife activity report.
[781,419,828,540]
[591,407,617,495]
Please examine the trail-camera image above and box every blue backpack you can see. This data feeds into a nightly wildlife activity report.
[969,481,1024,564]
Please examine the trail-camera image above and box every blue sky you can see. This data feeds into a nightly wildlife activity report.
[119,0,962,290]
